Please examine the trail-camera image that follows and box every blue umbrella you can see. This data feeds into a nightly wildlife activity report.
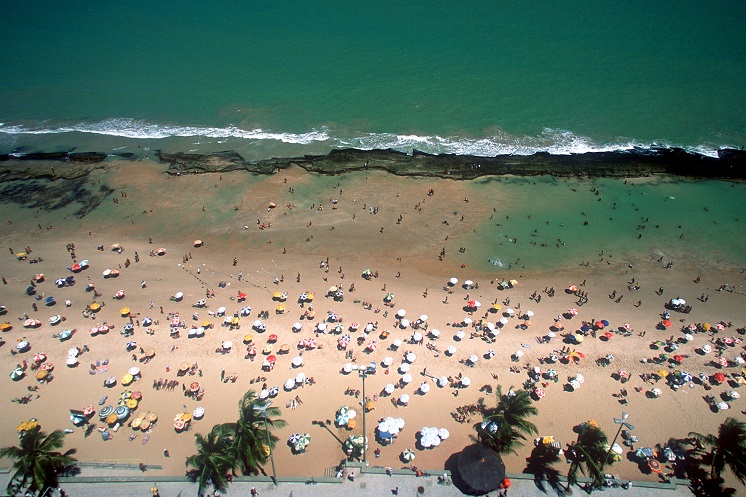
[378,430,393,441]
[680,372,693,382]
[581,325,590,332]
[26,286,36,295]
[601,320,610,327]
[45,296,56,305]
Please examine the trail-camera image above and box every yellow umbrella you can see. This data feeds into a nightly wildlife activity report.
[122,373,134,385]
[106,413,118,425]
[231,317,239,325]
[574,334,584,343]
[179,362,190,372]
[306,292,315,301]
[201,321,212,328]
[120,307,131,316]
[276,303,286,313]
[36,370,48,380]
[701,323,711,331]
[346,418,357,430]
[16,252,27,259]
[509,279,518,287]
[144,349,155,358]
[243,334,253,343]
[542,436,555,445]
[131,417,143,429]
[126,398,138,409]
[88,302,101,312]
[272,291,282,299]
[0,322,12,331]
[180,412,192,422]
[586,419,599,429]
[16,420,29,432]
[140,420,151,431]
[492,303,502,311]
[656,369,669,378]
[365,400,376,412]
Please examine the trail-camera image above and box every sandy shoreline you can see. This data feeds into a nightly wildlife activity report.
[0,161,744,484]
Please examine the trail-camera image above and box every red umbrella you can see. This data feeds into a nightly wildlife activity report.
[672,355,684,363]
[603,331,613,339]
[594,321,605,329]
[713,372,726,383]
[718,357,729,367]
[662,319,672,328]
[268,334,278,342]
[190,382,200,392]
[467,300,477,308]
[238,292,247,301]
[266,355,277,364]
[648,459,662,473]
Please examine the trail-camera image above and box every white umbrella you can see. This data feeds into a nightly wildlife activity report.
[392,339,402,348]
[399,363,411,373]
[464,280,473,288]
[486,322,495,330]
[447,345,457,355]
[406,352,417,363]
[455,330,465,340]
[293,322,302,331]
[400,319,410,329]
[429,329,440,338]
[317,323,327,332]
[514,350,524,358]
[727,390,740,400]
[382,356,393,366]
[342,363,353,373]
[506,308,515,315]
[292,356,303,367]
[399,394,410,404]
[463,317,473,325]
[469,354,479,364]
[15,341,29,350]
[365,323,374,332]
[652,388,662,398]
[401,373,412,384]
[438,428,450,440]
[217,307,227,315]
[67,347,79,357]
[460,377,471,387]
[419,382,430,394]
[525,310,534,318]
[411,331,422,342]
[716,402,730,411]
[295,372,306,384]
[419,314,428,322]
[222,341,232,349]
[384,383,395,394]
[128,367,140,376]
[702,344,712,353]
[449,277,458,285]
[499,317,509,325]
[66,357,78,366]
[438,376,449,387]
[284,378,296,391]
[396,309,407,318]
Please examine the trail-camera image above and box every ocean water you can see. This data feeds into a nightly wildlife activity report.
[1,0,745,159]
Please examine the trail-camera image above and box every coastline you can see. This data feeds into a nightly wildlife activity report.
[2,146,746,183]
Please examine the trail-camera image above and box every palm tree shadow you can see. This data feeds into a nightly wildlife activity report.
[522,445,565,496]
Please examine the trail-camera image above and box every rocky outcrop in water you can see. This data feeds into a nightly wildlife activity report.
[157,147,746,180]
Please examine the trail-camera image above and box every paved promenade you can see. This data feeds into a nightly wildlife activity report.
[1,463,693,497]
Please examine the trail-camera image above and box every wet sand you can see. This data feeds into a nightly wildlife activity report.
[0,160,744,482]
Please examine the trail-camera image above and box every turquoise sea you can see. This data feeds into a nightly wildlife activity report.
[1,0,745,159]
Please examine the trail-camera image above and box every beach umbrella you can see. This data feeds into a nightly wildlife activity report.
[460,376,471,387]
[546,369,557,378]
[464,280,474,288]
[295,372,306,384]
[128,367,140,376]
[575,373,585,383]
[525,310,534,318]
[469,354,479,365]
[33,353,47,364]
[241,306,251,316]
[292,356,303,367]
[419,314,428,322]
[429,328,440,339]
[716,323,725,331]
[455,330,465,340]
[716,402,730,411]
[534,387,546,400]
[648,459,662,473]
[717,357,729,367]
[284,378,295,391]
[652,388,662,398]
[10,368,25,381]
[382,356,393,367]
[463,317,473,325]
[514,350,524,359]
[384,293,395,302]
[419,382,430,394]
[400,319,410,329]
[499,317,509,326]
[15,340,30,351]
[66,357,78,366]
[399,393,410,405]
[292,322,302,332]
[568,308,579,316]
[24,319,41,328]
[384,383,395,395]
[402,449,416,462]
[411,331,422,342]
[603,331,613,340]
[727,390,740,400]
[405,352,417,363]
[317,323,327,332]
[713,372,726,383]
[391,338,402,349]
[114,290,124,299]
[662,319,673,328]
[569,379,581,390]
[122,374,134,386]
[401,373,412,384]
[457,444,506,495]
[447,345,457,355]
[399,363,410,373]
[438,376,449,387]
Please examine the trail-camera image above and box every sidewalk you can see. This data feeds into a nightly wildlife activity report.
[1,464,693,497]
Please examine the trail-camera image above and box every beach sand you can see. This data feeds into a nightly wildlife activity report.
[0,160,744,483]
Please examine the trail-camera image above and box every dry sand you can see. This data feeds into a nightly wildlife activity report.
[0,161,744,482]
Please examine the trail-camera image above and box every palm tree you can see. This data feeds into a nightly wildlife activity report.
[477,385,538,454]
[565,423,608,493]
[689,417,746,485]
[186,425,235,495]
[218,390,286,476]
[0,426,77,495]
